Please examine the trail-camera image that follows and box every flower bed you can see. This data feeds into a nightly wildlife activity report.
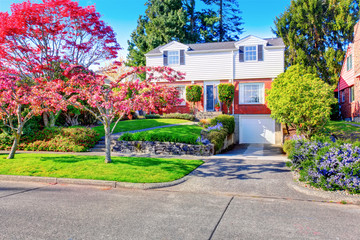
[286,139,360,194]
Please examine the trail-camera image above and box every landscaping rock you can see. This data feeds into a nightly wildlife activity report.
[113,141,215,156]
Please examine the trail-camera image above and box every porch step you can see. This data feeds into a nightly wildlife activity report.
[195,111,223,120]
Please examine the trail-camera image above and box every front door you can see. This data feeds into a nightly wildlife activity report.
[206,85,214,111]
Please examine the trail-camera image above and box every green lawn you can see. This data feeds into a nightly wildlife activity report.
[92,119,191,138]
[324,121,360,141]
[0,154,203,183]
[141,125,203,138]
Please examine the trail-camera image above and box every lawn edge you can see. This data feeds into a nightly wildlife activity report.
[0,174,190,190]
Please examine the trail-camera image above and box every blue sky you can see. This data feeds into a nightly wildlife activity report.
[0,0,291,59]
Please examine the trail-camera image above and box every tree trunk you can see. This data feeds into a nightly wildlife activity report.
[104,124,112,163]
[43,112,49,127]
[219,0,224,42]
[49,111,61,127]
[8,130,21,159]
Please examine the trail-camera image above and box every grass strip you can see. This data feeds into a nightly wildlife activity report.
[0,154,203,183]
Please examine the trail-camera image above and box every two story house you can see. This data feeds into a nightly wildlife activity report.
[337,22,360,121]
[145,35,285,145]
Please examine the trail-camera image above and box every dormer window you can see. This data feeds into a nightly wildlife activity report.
[163,50,185,66]
[239,45,264,62]
[245,46,257,61]
[168,51,179,65]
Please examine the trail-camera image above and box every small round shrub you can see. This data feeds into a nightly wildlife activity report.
[210,115,235,134]
[207,129,228,153]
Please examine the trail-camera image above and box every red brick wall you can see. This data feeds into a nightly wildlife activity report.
[159,78,273,115]
[233,78,272,115]
[158,81,204,114]
[340,87,352,119]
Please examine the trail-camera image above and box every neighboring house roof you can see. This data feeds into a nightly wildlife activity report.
[145,36,285,55]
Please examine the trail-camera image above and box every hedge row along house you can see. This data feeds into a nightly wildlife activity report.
[146,35,285,145]
[337,22,360,121]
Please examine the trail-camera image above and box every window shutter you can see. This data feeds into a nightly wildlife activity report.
[180,50,185,65]
[239,46,244,62]
[258,45,264,61]
[163,51,168,66]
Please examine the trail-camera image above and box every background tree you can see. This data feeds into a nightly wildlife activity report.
[186,85,202,114]
[128,0,244,67]
[0,74,65,159]
[0,0,120,126]
[267,65,336,138]
[127,0,187,67]
[218,83,234,114]
[273,0,359,85]
[61,64,184,163]
[202,0,244,42]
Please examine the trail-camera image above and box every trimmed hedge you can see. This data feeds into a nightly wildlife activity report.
[210,114,235,134]
[145,114,161,119]
[161,113,195,121]
[119,131,199,145]
[207,129,228,152]
[0,127,100,152]
[145,113,195,121]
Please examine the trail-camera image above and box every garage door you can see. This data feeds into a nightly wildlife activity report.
[239,115,275,144]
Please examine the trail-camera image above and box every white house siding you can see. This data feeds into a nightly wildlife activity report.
[146,55,163,67]
[147,51,233,81]
[233,47,284,79]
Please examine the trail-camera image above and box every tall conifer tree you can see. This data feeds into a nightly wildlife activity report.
[274,0,359,85]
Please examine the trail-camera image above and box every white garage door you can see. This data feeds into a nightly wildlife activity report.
[239,115,275,144]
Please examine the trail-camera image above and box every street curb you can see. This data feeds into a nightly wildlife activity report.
[287,176,360,204]
[0,174,189,190]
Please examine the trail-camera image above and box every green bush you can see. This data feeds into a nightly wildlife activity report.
[267,64,336,138]
[207,129,228,153]
[161,113,195,121]
[218,83,235,111]
[186,85,202,103]
[145,114,161,119]
[119,131,199,145]
[0,127,100,152]
[282,140,295,155]
[210,115,235,134]
[186,85,202,113]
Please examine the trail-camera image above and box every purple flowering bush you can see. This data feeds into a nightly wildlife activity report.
[288,139,360,193]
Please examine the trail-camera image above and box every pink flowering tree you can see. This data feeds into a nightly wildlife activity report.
[60,64,185,163]
[0,74,65,159]
[0,0,120,126]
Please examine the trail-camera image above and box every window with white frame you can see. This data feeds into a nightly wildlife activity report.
[168,51,179,65]
[347,54,353,71]
[239,83,264,104]
[176,85,186,105]
[350,86,354,102]
[245,46,257,61]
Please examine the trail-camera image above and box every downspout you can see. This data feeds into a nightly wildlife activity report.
[232,50,235,115]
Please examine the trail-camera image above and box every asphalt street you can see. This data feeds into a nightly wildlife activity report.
[1,144,360,240]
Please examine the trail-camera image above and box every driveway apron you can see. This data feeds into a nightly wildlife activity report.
[163,144,326,201]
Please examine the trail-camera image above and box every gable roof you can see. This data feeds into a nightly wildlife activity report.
[145,37,285,55]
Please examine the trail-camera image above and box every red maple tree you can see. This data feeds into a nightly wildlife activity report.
[60,63,185,163]
[0,74,66,159]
